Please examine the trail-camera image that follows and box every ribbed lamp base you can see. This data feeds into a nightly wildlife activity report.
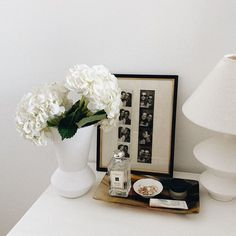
[194,135,236,202]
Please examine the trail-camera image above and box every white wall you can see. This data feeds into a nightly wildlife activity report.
[0,0,235,235]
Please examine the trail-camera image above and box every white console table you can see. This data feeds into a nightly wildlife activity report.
[7,165,236,236]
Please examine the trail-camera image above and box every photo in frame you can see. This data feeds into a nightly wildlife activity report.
[97,74,178,177]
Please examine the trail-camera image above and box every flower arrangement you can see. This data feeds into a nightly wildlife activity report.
[16,65,121,146]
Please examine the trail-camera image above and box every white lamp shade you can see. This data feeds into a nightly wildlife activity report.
[182,54,236,135]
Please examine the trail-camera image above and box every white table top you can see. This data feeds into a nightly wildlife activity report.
[7,165,236,236]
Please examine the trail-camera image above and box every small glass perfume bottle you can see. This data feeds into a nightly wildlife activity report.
[108,150,131,197]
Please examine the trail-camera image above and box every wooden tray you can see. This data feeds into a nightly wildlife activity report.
[93,174,200,214]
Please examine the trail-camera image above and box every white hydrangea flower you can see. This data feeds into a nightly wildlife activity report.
[16,83,72,146]
[65,65,121,127]
[65,64,92,96]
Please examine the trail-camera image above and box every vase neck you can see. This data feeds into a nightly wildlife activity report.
[52,125,96,172]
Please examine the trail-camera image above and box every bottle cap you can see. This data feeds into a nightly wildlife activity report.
[113,150,125,159]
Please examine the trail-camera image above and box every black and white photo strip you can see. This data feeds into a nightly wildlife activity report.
[139,110,153,128]
[140,90,154,109]
[121,90,132,107]
[139,128,152,145]
[137,147,152,163]
[137,90,155,163]
[118,127,131,143]
[119,108,131,125]
[117,90,133,158]
[118,144,130,158]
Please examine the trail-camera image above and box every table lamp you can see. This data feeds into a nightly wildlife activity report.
[182,54,236,201]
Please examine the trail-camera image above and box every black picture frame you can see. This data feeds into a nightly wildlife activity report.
[97,74,178,177]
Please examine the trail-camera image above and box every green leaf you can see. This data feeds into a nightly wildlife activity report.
[56,98,107,140]
[57,100,87,140]
[47,116,62,127]
[74,107,85,123]
[66,98,88,121]
[77,113,107,128]
[58,114,78,140]
[65,100,81,115]
[94,110,106,115]
[78,96,86,109]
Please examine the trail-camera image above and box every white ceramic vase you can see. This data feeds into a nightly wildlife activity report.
[50,125,96,198]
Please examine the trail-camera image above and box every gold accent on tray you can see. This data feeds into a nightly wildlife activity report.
[93,174,199,214]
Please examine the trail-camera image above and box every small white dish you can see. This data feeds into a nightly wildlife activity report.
[133,178,163,198]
